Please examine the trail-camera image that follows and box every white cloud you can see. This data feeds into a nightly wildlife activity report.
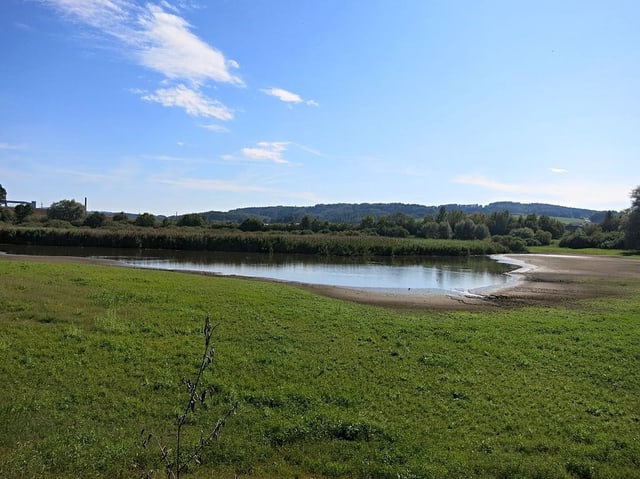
[550,168,568,174]
[142,84,233,120]
[156,178,269,193]
[239,142,291,164]
[0,142,26,150]
[199,123,229,133]
[454,174,523,194]
[45,0,242,119]
[261,87,318,106]
[138,5,243,86]
[453,173,633,210]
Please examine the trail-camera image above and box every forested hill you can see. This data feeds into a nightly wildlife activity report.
[202,202,603,224]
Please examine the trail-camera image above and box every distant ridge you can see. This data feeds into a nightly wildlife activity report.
[200,202,605,224]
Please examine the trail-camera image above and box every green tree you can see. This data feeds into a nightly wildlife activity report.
[178,213,206,227]
[487,210,511,236]
[0,184,6,205]
[134,212,156,227]
[14,203,33,223]
[84,211,107,228]
[454,218,476,240]
[112,211,130,222]
[446,209,466,229]
[600,211,621,232]
[538,215,566,239]
[239,217,264,232]
[624,186,640,250]
[437,221,452,239]
[47,199,85,222]
[534,229,553,246]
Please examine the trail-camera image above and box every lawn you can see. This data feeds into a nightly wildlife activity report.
[1,259,639,478]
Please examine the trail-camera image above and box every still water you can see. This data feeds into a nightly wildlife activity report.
[0,245,516,294]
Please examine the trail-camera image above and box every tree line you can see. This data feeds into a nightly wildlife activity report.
[1,184,639,251]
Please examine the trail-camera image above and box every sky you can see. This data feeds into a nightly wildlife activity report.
[1,0,639,215]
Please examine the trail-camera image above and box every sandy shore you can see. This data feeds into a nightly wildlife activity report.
[297,253,640,310]
[1,251,639,310]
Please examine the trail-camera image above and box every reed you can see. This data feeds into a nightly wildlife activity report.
[0,225,512,256]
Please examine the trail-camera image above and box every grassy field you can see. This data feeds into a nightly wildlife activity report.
[528,245,630,256]
[1,259,640,478]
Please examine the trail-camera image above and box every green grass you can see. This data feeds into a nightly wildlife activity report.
[1,260,640,478]
[528,244,634,256]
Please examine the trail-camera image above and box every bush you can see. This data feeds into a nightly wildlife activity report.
[178,213,206,227]
[14,204,34,223]
[47,199,85,222]
[560,229,625,249]
[492,235,528,253]
[134,213,156,227]
[239,217,264,232]
[84,212,107,228]
[0,208,14,223]
[534,229,553,246]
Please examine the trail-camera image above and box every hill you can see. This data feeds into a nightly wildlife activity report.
[200,201,603,224]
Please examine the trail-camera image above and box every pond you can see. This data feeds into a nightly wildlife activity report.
[0,245,517,295]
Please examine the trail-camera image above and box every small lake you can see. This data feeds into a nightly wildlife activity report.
[0,245,517,295]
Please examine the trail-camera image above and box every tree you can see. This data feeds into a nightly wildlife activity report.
[487,210,511,236]
[14,203,33,223]
[538,215,566,239]
[48,199,85,222]
[239,217,264,232]
[84,211,107,228]
[437,221,452,239]
[0,184,6,205]
[135,212,156,227]
[624,186,640,250]
[113,211,130,222]
[454,219,476,240]
[600,211,621,232]
[178,213,206,227]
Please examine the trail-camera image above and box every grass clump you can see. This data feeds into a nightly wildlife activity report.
[1,259,640,478]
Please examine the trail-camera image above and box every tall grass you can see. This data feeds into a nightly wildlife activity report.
[0,225,511,256]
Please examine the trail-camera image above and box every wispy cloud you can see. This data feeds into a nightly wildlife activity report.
[454,174,523,194]
[44,0,241,119]
[142,84,233,120]
[237,142,291,164]
[139,154,193,162]
[199,123,229,133]
[550,168,568,174]
[453,173,632,209]
[0,142,26,150]
[261,87,318,106]
[138,5,243,86]
[155,178,270,193]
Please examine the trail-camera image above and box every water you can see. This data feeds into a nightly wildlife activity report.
[0,245,516,294]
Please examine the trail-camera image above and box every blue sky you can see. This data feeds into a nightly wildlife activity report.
[1,0,638,215]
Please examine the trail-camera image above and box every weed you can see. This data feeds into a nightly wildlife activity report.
[142,316,237,479]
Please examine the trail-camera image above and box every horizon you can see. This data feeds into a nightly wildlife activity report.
[1,1,638,215]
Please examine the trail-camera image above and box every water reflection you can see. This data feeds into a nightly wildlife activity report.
[0,245,515,294]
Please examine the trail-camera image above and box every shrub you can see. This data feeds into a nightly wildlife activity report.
[47,199,85,222]
[492,235,528,253]
[178,213,206,227]
[534,229,553,246]
[84,212,107,228]
[134,213,156,227]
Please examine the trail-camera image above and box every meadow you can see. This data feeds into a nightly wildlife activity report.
[1,258,639,478]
